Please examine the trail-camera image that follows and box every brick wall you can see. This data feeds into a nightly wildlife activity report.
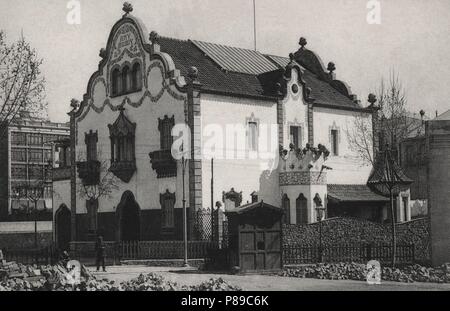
[283,216,430,263]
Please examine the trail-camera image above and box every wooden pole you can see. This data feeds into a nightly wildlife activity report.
[182,155,188,266]
[253,0,257,51]
[390,187,397,268]
[210,158,214,241]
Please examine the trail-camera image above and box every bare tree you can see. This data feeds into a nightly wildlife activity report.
[76,152,119,202]
[0,30,46,135]
[346,112,375,165]
[346,71,417,165]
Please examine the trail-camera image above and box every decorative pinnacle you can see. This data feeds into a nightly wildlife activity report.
[289,53,295,61]
[299,37,307,49]
[149,31,159,44]
[368,93,377,105]
[419,109,425,118]
[327,62,336,73]
[70,98,79,110]
[122,2,133,15]
[188,66,198,80]
[99,48,107,58]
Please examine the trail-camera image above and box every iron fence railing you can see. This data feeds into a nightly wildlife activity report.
[283,243,415,265]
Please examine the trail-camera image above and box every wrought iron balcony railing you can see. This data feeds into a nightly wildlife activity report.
[76,160,101,185]
[149,149,177,178]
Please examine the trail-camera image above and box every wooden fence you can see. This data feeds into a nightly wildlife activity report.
[69,240,218,264]
[119,240,218,260]
[283,243,415,265]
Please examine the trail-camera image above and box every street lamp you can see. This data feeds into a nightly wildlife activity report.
[314,194,325,263]
[181,152,189,267]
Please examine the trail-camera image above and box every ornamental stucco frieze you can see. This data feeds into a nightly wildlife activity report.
[279,171,327,185]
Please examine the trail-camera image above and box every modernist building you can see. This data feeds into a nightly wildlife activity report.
[0,112,70,222]
[53,4,412,244]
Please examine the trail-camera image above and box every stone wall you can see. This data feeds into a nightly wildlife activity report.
[283,217,430,263]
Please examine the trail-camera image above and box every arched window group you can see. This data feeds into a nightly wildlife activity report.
[282,193,309,225]
[111,62,142,97]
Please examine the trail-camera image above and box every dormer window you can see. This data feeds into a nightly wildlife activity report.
[108,107,136,182]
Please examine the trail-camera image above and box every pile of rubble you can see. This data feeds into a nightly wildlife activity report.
[0,249,94,291]
[1,250,242,291]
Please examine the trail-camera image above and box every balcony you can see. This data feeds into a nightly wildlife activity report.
[76,160,101,186]
[109,160,136,183]
[149,149,177,178]
[278,144,330,186]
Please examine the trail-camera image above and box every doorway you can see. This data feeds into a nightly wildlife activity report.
[117,191,140,241]
[55,204,71,251]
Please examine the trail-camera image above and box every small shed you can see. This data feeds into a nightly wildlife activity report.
[225,201,283,273]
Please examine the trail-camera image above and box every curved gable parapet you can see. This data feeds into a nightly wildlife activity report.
[281,61,313,103]
[74,14,187,121]
[293,45,358,104]
[330,80,352,98]
[293,48,328,81]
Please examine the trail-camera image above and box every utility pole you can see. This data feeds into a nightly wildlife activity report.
[253,0,257,51]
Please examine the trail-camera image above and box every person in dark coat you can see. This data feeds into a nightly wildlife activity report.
[95,235,106,272]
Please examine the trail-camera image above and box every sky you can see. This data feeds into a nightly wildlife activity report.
[0,0,449,122]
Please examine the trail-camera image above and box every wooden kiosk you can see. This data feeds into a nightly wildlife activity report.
[224,201,283,273]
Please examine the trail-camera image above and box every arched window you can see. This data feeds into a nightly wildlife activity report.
[131,62,142,91]
[160,190,175,229]
[282,194,290,224]
[121,65,130,94]
[108,107,136,183]
[86,198,98,233]
[112,68,121,96]
[158,115,175,150]
[296,193,307,224]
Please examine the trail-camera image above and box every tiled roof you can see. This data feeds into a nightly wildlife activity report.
[158,37,363,109]
[159,37,271,98]
[367,148,413,195]
[327,184,389,203]
[434,109,450,121]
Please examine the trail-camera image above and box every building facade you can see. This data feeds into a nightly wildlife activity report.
[0,113,70,222]
[53,5,412,244]
[426,112,450,266]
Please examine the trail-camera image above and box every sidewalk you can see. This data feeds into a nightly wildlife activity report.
[89,265,450,291]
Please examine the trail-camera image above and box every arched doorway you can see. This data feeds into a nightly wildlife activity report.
[55,204,71,251]
[116,191,140,241]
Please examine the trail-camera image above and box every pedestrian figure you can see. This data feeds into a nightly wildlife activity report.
[95,235,106,272]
